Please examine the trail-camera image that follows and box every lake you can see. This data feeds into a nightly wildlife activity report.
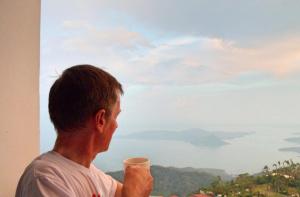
[93,125,300,175]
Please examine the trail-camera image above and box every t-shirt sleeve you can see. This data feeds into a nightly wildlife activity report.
[101,173,118,197]
[92,166,118,197]
[26,176,74,197]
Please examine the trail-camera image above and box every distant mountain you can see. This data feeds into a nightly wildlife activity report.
[172,167,232,181]
[116,128,253,148]
[279,147,300,153]
[285,137,300,144]
[279,137,300,153]
[107,165,232,196]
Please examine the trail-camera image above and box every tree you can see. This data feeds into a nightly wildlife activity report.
[273,163,278,174]
[278,161,281,169]
[263,165,269,175]
[284,160,290,167]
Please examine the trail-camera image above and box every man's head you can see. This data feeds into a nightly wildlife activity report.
[48,64,123,133]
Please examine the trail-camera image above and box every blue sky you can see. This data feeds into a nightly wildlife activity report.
[40,0,300,151]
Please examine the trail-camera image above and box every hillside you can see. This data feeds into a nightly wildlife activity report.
[108,160,300,196]
[108,165,231,196]
[197,159,300,197]
[173,167,232,181]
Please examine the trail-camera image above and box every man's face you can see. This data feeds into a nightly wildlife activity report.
[100,93,121,151]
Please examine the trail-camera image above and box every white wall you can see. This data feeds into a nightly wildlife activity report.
[0,0,40,196]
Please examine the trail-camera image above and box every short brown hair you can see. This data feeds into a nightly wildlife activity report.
[48,64,123,132]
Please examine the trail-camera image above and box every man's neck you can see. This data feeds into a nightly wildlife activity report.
[53,130,97,168]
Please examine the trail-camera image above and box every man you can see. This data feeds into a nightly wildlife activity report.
[16,65,153,197]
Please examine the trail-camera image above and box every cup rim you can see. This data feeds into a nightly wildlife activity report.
[123,157,149,164]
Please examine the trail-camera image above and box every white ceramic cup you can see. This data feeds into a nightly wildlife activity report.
[123,157,150,170]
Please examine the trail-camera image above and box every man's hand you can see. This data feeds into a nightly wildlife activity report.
[122,166,153,197]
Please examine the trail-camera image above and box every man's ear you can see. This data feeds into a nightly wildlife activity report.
[95,109,106,133]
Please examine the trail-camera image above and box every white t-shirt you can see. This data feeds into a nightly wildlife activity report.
[16,151,117,197]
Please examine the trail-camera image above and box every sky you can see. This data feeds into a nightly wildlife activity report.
[40,0,300,151]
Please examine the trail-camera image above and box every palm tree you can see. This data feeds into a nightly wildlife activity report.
[283,160,291,176]
[290,159,294,166]
[289,159,297,178]
[263,165,269,175]
[284,160,290,167]
[273,163,278,173]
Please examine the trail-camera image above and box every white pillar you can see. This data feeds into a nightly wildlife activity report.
[0,0,40,196]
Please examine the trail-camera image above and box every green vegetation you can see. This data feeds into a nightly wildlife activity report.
[108,160,300,196]
[198,159,300,197]
[108,165,224,196]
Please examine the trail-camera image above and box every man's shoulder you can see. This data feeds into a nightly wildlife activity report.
[16,152,75,196]
[90,163,117,183]
[90,163,106,176]
[24,151,65,178]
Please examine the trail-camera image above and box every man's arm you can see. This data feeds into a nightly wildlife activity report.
[114,181,123,197]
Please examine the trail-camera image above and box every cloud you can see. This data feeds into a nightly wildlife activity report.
[85,0,300,40]
[117,35,300,86]
[43,1,300,40]
[41,1,300,88]
[61,20,152,53]
[215,36,300,78]
[40,1,300,128]
[62,20,91,29]
[57,21,300,86]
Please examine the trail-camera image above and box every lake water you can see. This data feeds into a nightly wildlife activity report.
[93,125,300,175]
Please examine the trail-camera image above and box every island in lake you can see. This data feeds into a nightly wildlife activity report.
[278,134,300,154]
[116,128,253,148]
[279,147,300,154]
